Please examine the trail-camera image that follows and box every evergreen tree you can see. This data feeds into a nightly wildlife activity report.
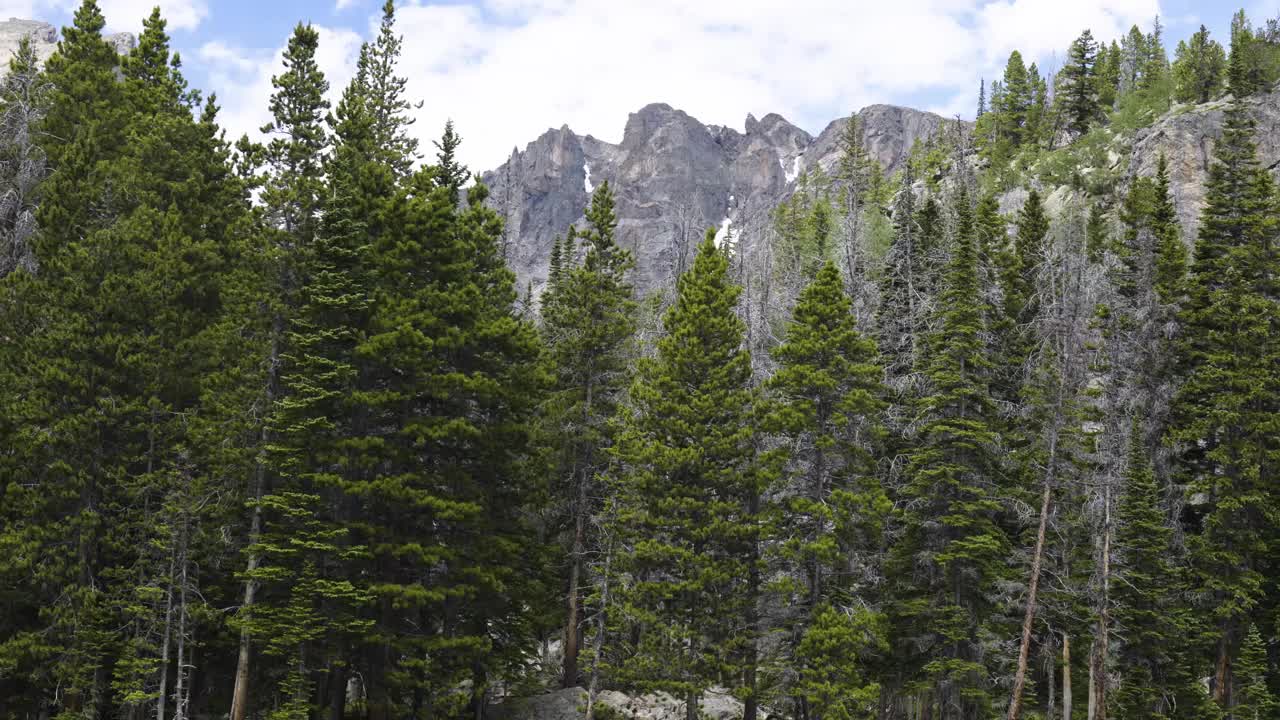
[794,605,888,720]
[1172,25,1227,104]
[433,118,467,200]
[1168,96,1280,712]
[541,182,636,687]
[767,261,888,716]
[998,51,1031,147]
[609,232,762,720]
[1234,624,1278,720]
[1150,156,1186,303]
[877,163,921,381]
[259,23,329,242]
[1098,40,1122,109]
[1061,29,1101,135]
[1110,421,1187,718]
[1228,10,1267,98]
[886,189,1008,719]
[360,0,421,177]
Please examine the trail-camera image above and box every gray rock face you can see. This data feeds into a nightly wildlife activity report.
[1129,83,1280,242]
[0,18,136,73]
[489,686,744,720]
[482,102,957,300]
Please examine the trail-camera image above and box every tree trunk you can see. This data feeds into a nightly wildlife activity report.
[229,498,262,720]
[156,541,176,720]
[231,332,278,720]
[174,514,191,720]
[329,660,348,720]
[1213,631,1231,706]
[1089,488,1111,720]
[563,369,596,688]
[686,692,699,720]
[584,542,612,720]
[1062,634,1071,720]
[562,499,585,688]
[1009,468,1055,720]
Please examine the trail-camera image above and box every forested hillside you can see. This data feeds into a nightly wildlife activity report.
[1,3,1280,720]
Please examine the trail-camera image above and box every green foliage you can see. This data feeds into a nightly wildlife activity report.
[540,181,636,686]
[1169,98,1280,719]
[1110,421,1192,719]
[1228,10,1280,98]
[1172,25,1227,104]
[766,262,888,704]
[1235,624,1278,720]
[795,605,888,720]
[1061,29,1101,136]
[886,189,1009,718]
[608,233,765,705]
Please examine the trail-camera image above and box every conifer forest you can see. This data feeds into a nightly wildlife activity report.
[4,2,1280,720]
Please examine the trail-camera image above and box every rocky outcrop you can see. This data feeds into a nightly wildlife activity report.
[489,687,744,720]
[0,18,136,73]
[1129,83,1280,241]
[482,103,958,300]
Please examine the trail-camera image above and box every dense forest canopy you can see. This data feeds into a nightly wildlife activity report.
[2,3,1280,720]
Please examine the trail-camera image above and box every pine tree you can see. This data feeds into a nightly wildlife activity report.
[227,21,334,720]
[877,163,921,381]
[541,182,636,687]
[1006,188,1050,327]
[1142,17,1171,94]
[1061,29,1101,136]
[433,118,467,201]
[1168,97,1280,711]
[609,232,762,720]
[1098,41,1122,109]
[767,262,888,715]
[794,605,888,720]
[260,23,329,242]
[1234,625,1277,720]
[1110,421,1181,718]
[0,3,141,714]
[998,51,1031,147]
[885,189,1008,718]
[1228,10,1268,98]
[360,0,421,177]
[357,141,545,716]
[1172,25,1227,104]
[1150,156,1186,303]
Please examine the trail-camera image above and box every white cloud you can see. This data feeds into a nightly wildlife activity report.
[207,0,1161,173]
[39,0,209,31]
[335,0,359,10]
[203,25,362,143]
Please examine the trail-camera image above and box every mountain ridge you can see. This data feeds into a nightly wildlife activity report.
[481,101,960,299]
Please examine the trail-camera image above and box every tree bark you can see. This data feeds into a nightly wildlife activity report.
[584,542,612,720]
[1089,488,1111,720]
[1213,631,1231,706]
[231,331,278,720]
[1009,466,1055,720]
[1062,634,1071,720]
[562,367,596,688]
[562,511,584,688]
[156,540,176,720]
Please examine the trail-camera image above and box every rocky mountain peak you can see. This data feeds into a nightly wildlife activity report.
[0,17,137,73]
[482,101,958,301]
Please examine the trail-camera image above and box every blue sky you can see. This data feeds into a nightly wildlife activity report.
[5,0,1276,170]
